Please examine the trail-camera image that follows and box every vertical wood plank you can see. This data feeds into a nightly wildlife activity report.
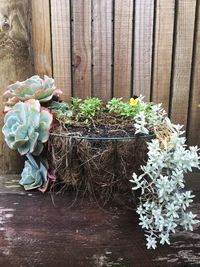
[51,0,72,101]
[32,0,52,76]
[72,0,91,99]
[92,0,112,101]
[0,0,33,173]
[133,0,154,100]
[152,0,174,113]
[188,3,200,146]
[170,0,196,127]
[113,0,133,100]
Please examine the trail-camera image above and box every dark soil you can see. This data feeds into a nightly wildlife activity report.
[50,113,146,138]
[61,124,136,138]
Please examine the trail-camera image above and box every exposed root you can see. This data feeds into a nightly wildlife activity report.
[47,133,149,206]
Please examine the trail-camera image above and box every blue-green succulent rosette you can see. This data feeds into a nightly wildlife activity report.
[2,98,53,191]
[2,99,53,156]
[20,154,48,191]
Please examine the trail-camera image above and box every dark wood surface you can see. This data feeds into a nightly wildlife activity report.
[0,175,200,267]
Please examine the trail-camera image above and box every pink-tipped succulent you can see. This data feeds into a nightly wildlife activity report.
[2,99,53,156]
[3,75,62,111]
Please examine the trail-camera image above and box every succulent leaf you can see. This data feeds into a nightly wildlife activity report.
[20,154,48,191]
[32,141,44,156]
[3,75,62,110]
[2,99,52,156]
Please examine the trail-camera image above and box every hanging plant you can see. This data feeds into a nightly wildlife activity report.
[130,116,200,249]
[2,75,200,250]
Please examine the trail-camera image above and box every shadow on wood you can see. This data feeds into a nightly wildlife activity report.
[0,175,200,266]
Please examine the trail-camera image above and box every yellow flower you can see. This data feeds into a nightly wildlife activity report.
[130,98,139,106]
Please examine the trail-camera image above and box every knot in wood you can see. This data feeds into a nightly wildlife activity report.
[74,54,81,68]
[2,17,10,31]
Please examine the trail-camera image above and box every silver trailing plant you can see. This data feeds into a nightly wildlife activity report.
[131,112,200,249]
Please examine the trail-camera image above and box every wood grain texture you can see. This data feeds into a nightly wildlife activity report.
[152,0,174,114]
[92,0,112,101]
[170,0,196,127]
[51,0,71,101]
[0,179,200,266]
[188,3,200,147]
[72,0,91,98]
[133,0,154,100]
[0,0,33,174]
[1,0,200,171]
[32,0,52,76]
[113,0,133,100]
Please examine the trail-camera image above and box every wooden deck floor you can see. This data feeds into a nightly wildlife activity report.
[0,175,200,267]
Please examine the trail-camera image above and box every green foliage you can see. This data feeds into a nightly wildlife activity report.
[77,97,103,121]
[106,98,124,114]
[3,75,62,110]
[107,97,152,119]
[49,101,70,112]
[20,154,48,190]
[71,97,82,112]
[2,99,53,156]
[49,101,73,123]
[50,97,103,125]
[48,96,153,126]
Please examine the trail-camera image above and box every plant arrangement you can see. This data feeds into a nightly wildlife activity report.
[48,96,152,203]
[2,75,200,250]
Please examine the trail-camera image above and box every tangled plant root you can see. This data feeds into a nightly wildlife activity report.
[48,135,149,206]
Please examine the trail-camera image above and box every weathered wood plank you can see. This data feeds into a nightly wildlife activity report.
[188,3,200,147]
[72,0,91,98]
[170,0,196,127]
[0,188,200,266]
[0,175,24,194]
[51,0,72,101]
[133,0,154,100]
[113,0,133,100]
[32,0,52,76]
[1,172,199,193]
[152,0,174,113]
[92,0,112,101]
[0,0,33,174]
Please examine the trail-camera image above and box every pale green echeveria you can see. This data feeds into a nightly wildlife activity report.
[2,99,53,156]
[20,154,48,190]
[3,75,62,111]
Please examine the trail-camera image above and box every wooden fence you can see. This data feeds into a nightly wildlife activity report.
[0,0,200,173]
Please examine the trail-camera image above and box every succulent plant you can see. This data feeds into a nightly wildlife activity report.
[2,99,53,156]
[3,75,62,110]
[19,154,48,191]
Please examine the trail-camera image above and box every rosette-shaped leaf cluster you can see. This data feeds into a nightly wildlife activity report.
[20,154,48,191]
[3,75,62,110]
[2,99,53,156]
